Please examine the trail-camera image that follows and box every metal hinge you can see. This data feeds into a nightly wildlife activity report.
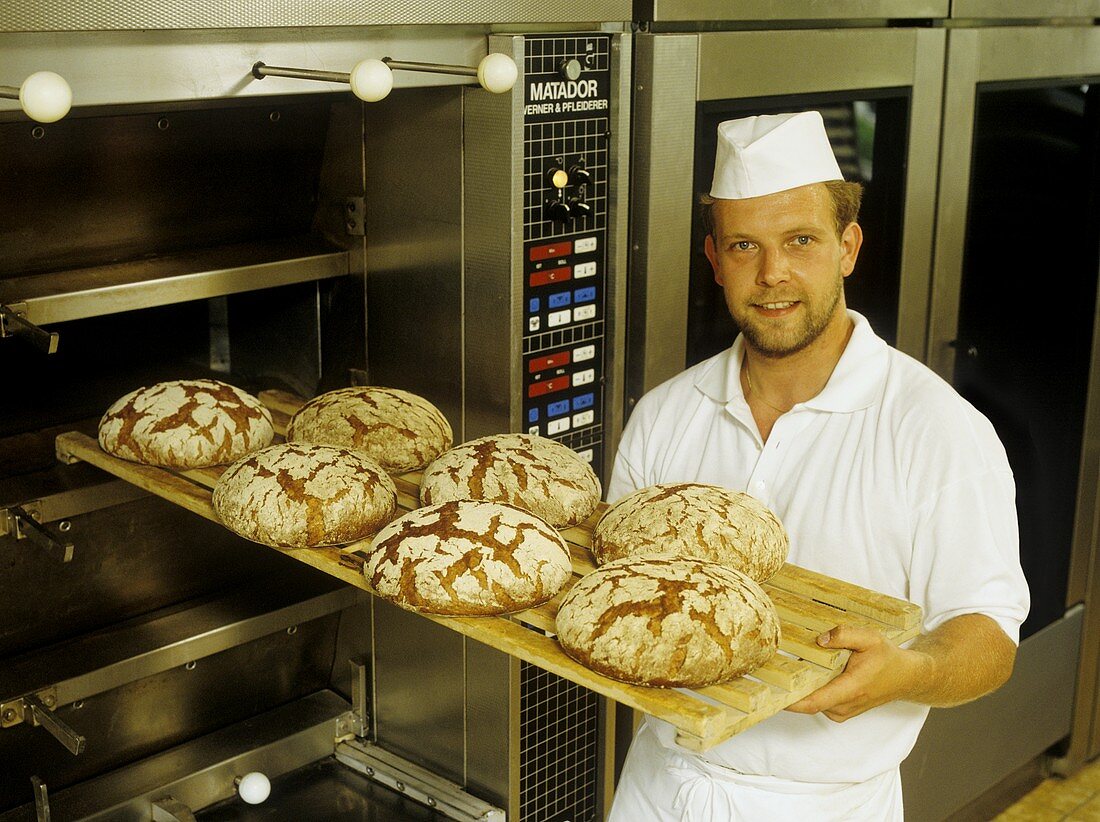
[0,303,59,354]
[1,690,86,756]
[344,197,365,236]
[0,504,74,563]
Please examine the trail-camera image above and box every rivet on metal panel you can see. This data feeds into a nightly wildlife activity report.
[31,126,44,140]
[395,781,405,792]
[286,625,298,635]
[269,111,281,123]
[157,118,170,131]
[184,661,196,671]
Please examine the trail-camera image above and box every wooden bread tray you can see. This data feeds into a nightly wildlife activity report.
[55,390,922,753]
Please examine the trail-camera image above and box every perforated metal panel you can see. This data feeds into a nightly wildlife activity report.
[520,662,601,822]
[0,0,631,32]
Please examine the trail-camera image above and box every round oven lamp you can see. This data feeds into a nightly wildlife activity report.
[349,59,394,102]
[20,71,72,123]
[477,53,518,94]
[236,771,271,805]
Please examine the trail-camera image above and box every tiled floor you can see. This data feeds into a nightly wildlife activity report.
[995,757,1100,820]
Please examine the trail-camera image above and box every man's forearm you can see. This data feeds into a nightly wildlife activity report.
[904,613,1017,707]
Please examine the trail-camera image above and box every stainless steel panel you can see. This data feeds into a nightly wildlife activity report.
[973,25,1100,82]
[926,27,978,382]
[602,30,633,467]
[952,0,1100,18]
[372,598,466,787]
[697,29,919,101]
[464,37,524,439]
[901,607,1081,821]
[627,33,697,401]
[0,29,503,111]
[896,29,945,360]
[0,1,632,32]
[646,0,948,21]
[459,643,514,815]
[0,691,349,822]
[363,86,464,437]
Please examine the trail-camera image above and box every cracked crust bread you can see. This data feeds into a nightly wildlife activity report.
[555,556,780,688]
[98,379,274,469]
[286,386,453,473]
[593,483,789,583]
[419,433,601,528]
[212,443,397,549]
[363,499,573,615]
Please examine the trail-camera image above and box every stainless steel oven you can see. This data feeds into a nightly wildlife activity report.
[0,4,631,820]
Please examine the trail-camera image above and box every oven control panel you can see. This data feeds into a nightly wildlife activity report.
[521,33,612,470]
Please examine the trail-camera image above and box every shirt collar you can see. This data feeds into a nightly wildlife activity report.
[693,310,888,413]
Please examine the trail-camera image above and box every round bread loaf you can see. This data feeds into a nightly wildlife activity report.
[593,483,788,582]
[420,433,600,528]
[364,500,572,615]
[98,379,274,469]
[212,443,397,549]
[556,557,780,688]
[286,386,452,473]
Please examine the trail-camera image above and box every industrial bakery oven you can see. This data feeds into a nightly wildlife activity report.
[0,3,630,820]
[914,10,1100,819]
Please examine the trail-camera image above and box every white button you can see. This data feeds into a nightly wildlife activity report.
[574,261,597,278]
[528,424,540,435]
[575,236,598,254]
[578,448,594,463]
[573,305,596,322]
[572,410,594,427]
[547,417,570,435]
[528,316,541,331]
[573,344,596,362]
[548,309,571,328]
[573,368,595,386]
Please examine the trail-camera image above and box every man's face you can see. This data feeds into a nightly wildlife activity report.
[704,183,863,358]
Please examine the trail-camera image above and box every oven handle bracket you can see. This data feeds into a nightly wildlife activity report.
[0,504,75,563]
[1,690,86,756]
[0,303,60,355]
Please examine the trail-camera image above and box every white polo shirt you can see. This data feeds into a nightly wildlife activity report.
[608,311,1030,784]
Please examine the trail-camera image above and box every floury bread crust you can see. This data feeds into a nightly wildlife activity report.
[593,483,789,582]
[364,500,572,615]
[98,379,274,469]
[555,557,780,688]
[286,386,453,473]
[419,433,601,528]
[212,443,397,549]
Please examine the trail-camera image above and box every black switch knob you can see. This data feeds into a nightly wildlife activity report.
[546,198,571,223]
[570,198,592,219]
[569,164,592,187]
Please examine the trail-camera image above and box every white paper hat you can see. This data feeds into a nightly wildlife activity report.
[709,111,843,199]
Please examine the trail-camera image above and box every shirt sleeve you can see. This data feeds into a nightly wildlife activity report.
[907,467,1030,644]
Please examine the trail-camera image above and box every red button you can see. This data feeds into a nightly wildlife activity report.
[529,351,572,373]
[529,266,572,287]
[527,375,571,398]
[530,242,573,261]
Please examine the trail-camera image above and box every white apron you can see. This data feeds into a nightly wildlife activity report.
[608,722,904,822]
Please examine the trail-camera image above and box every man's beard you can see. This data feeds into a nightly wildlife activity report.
[730,271,845,358]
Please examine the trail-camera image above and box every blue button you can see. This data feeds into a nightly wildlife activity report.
[574,286,597,303]
[548,292,572,309]
[529,297,540,313]
[528,407,539,423]
[573,392,595,410]
[548,399,570,417]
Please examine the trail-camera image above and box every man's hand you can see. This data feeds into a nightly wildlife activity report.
[784,626,931,722]
[785,614,1016,723]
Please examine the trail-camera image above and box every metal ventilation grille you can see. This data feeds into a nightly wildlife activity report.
[520,661,600,822]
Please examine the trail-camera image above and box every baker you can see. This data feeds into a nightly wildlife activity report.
[606,110,1030,820]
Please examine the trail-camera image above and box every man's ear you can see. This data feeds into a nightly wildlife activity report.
[705,233,723,285]
[839,222,863,278]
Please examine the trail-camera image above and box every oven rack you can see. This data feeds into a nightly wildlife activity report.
[54,391,922,753]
